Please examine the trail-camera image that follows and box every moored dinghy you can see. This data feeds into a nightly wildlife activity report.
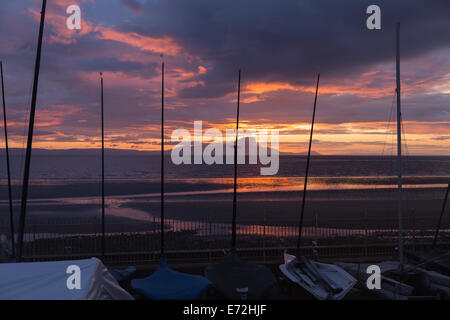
[335,261,415,300]
[204,70,278,300]
[281,253,357,300]
[132,260,211,300]
[405,250,450,277]
[405,180,450,276]
[279,73,356,300]
[205,249,278,300]
[0,258,133,300]
[336,261,450,300]
[418,268,450,299]
[335,23,449,300]
[131,60,211,300]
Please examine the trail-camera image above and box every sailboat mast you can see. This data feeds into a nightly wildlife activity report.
[297,74,320,253]
[432,180,450,248]
[16,0,47,261]
[231,70,241,251]
[396,22,404,270]
[0,61,15,258]
[100,73,105,259]
[160,62,165,258]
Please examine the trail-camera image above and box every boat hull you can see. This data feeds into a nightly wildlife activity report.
[280,253,357,300]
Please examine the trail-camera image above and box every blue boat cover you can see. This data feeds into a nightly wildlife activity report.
[107,265,136,282]
[131,260,211,300]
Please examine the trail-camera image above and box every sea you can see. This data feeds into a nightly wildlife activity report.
[0,154,448,227]
[0,154,448,194]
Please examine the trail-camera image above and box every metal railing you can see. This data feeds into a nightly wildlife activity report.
[1,215,449,265]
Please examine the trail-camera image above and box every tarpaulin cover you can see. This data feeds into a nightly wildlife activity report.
[205,251,278,299]
[0,257,134,300]
[131,260,211,300]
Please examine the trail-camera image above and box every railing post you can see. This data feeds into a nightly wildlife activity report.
[314,211,319,258]
[208,217,212,262]
[263,212,266,263]
[33,223,36,258]
[153,215,156,252]
[91,216,96,252]
[364,210,368,258]
[0,220,3,260]
[411,209,416,251]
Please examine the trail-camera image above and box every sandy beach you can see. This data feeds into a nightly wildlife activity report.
[1,186,448,235]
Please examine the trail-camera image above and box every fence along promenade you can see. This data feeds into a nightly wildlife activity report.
[0,215,449,265]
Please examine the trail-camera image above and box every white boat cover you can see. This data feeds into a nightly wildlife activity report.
[280,253,357,300]
[0,257,134,300]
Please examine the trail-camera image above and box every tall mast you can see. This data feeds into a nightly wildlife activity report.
[16,0,47,261]
[0,61,15,258]
[432,180,450,248]
[297,74,320,254]
[100,72,105,259]
[396,22,404,270]
[160,61,165,259]
[231,70,241,251]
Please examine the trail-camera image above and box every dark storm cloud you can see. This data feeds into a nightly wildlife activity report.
[0,0,449,154]
[120,0,144,14]
[0,1,160,133]
[120,0,450,98]
[78,57,157,74]
[433,136,450,141]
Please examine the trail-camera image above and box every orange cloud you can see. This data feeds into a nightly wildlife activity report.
[242,61,450,104]
[6,118,449,155]
[35,105,81,128]
[94,26,183,56]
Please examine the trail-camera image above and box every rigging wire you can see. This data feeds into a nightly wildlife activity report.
[400,96,414,235]
[15,9,45,237]
[400,115,410,157]
[381,90,397,157]
[380,89,397,224]
[17,72,34,207]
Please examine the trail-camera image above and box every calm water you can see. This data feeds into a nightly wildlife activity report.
[0,154,448,199]
[0,154,448,230]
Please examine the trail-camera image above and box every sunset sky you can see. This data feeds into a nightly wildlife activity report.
[0,0,449,155]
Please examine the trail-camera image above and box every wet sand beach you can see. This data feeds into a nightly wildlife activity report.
[1,187,448,235]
